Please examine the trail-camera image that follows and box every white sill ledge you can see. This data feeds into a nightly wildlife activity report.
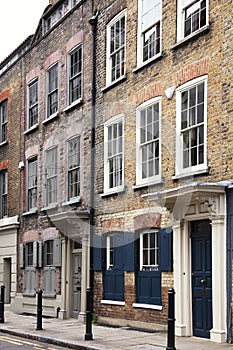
[172,167,209,180]
[62,197,81,206]
[63,99,82,112]
[101,75,127,93]
[172,25,210,50]
[133,303,162,310]
[42,112,59,124]
[133,179,163,190]
[101,300,125,306]
[24,124,39,135]
[100,187,125,198]
[23,209,38,216]
[133,53,163,73]
[41,203,58,211]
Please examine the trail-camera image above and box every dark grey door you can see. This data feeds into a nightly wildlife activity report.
[72,252,82,318]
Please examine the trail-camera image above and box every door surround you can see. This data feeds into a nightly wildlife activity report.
[144,183,227,343]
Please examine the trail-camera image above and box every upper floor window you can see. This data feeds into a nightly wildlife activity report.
[176,76,207,176]
[106,10,126,86]
[137,0,161,66]
[136,98,161,185]
[68,45,82,105]
[47,63,58,118]
[45,147,57,206]
[44,240,54,266]
[140,231,158,271]
[28,79,38,129]
[25,242,34,267]
[43,0,80,34]
[67,136,80,200]
[177,0,208,42]
[0,99,8,143]
[104,116,124,193]
[27,157,37,211]
[0,170,7,218]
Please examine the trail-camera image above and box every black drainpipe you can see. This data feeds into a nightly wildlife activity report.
[85,9,98,341]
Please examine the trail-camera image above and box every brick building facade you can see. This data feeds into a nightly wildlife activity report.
[91,0,233,344]
[0,0,232,345]
[0,0,95,321]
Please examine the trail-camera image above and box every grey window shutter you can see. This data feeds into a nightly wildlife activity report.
[20,243,25,268]
[25,268,36,295]
[33,241,38,267]
[53,239,61,267]
[38,241,43,268]
[43,267,56,296]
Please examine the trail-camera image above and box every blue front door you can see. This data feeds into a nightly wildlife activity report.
[191,220,213,338]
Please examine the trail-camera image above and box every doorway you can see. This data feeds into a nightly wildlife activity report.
[72,252,82,318]
[3,258,11,304]
[191,220,213,338]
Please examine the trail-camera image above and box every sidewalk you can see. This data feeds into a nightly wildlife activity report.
[0,309,232,350]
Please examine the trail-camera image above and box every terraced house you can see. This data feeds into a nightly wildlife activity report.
[0,0,232,346]
[0,0,95,321]
[92,0,233,344]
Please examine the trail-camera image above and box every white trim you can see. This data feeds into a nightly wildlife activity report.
[137,0,162,68]
[136,97,162,186]
[67,44,83,107]
[133,303,162,310]
[175,75,208,177]
[177,0,209,42]
[103,114,124,195]
[106,9,127,87]
[101,300,125,306]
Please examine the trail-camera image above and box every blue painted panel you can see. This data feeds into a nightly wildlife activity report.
[124,232,135,271]
[158,228,173,272]
[137,270,161,305]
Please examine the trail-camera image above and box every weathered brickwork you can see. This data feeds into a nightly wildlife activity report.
[92,0,233,330]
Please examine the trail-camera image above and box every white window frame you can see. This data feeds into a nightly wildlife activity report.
[45,146,58,206]
[0,99,8,144]
[67,135,81,201]
[0,170,7,218]
[177,0,209,43]
[27,79,38,130]
[46,63,58,119]
[27,157,38,211]
[136,97,161,186]
[68,45,82,106]
[140,230,159,271]
[175,75,208,177]
[106,9,127,86]
[106,235,114,270]
[137,0,162,68]
[104,115,124,195]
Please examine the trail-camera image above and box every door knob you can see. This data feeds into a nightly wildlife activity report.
[200,279,206,285]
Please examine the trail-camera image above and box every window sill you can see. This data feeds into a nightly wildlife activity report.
[0,141,8,147]
[100,187,125,198]
[24,124,39,135]
[172,167,209,181]
[43,293,56,298]
[102,75,127,93]
[62,197,81,206]
[133,303,162,310]
[133,178,163,190]
[63,99,83,112]
[42,112,59,125]
[133,52,163,73]
[41,203,59,211]
[23,292,36,297]
[23,209,38,216]
[101,300,125,306]
[172,25,210,50]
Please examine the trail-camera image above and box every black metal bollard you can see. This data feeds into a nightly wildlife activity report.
[36,289,43,330]
[166,288,176,350]
[85,287,93,340]
[0,285,5,323]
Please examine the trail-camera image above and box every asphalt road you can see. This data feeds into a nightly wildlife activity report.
[0,332,68,349]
